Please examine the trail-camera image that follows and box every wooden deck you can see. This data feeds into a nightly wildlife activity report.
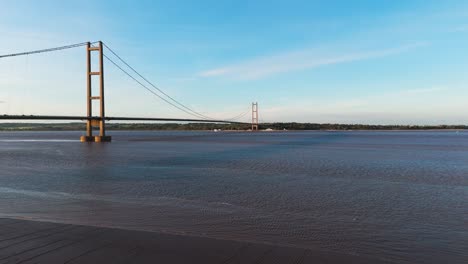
[0,218,390,264]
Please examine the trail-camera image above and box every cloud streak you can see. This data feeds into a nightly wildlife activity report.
[259,85,458,124]
[450,25,468,32]
[199,42,428,80]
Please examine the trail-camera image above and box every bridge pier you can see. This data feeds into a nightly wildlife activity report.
[80,135,112,143]
[81,41,111,143]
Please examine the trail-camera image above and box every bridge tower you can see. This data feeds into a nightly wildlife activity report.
[252,102,259,131]
[80,41,112,142]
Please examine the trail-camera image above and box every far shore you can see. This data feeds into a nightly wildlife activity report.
[0,122,467,132]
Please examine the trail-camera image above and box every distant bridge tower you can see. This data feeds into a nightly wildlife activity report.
[80,41,112,142]
[252,102,259,131]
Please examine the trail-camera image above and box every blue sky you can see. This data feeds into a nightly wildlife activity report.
[1,0,468,124]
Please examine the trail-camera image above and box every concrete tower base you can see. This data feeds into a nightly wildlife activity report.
[94,136,112,142]
[80,136,112,142]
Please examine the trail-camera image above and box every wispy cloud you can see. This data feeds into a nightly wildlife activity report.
[199,42,428,80]
[394,86,446,95]
[321,86,448,110]
[451,25,468,32]
[259,85,455,124]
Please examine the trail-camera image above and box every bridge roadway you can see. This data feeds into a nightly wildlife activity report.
[0,115,245,124]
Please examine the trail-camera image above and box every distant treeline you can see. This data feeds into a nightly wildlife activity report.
[0,122,466,131]
[261,123,468,130]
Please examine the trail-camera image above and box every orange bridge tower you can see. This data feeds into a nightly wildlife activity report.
[252,102,259,131]
[80,41,112,143]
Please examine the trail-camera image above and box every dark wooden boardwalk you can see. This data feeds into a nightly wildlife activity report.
[0,218,390,264]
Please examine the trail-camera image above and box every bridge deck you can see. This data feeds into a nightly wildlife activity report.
[0,115,244,124]
[0,218,389,264]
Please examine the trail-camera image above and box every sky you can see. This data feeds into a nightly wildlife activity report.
[1,0,468,124]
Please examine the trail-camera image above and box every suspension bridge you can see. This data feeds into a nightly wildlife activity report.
[0,41,260,142]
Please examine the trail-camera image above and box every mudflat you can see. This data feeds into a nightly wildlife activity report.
[0,218,392,264]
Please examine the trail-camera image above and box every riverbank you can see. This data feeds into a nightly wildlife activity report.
[0,122,467,131]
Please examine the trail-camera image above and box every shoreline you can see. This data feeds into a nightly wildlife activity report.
[0,122,467,132]
[0,128,467,132]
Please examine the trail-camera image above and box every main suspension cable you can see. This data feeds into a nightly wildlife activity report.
[103,43,215,120]
[0,40,249,122]
[0,42,95,59]
[103,54,213,119]
[227,109,250,121]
